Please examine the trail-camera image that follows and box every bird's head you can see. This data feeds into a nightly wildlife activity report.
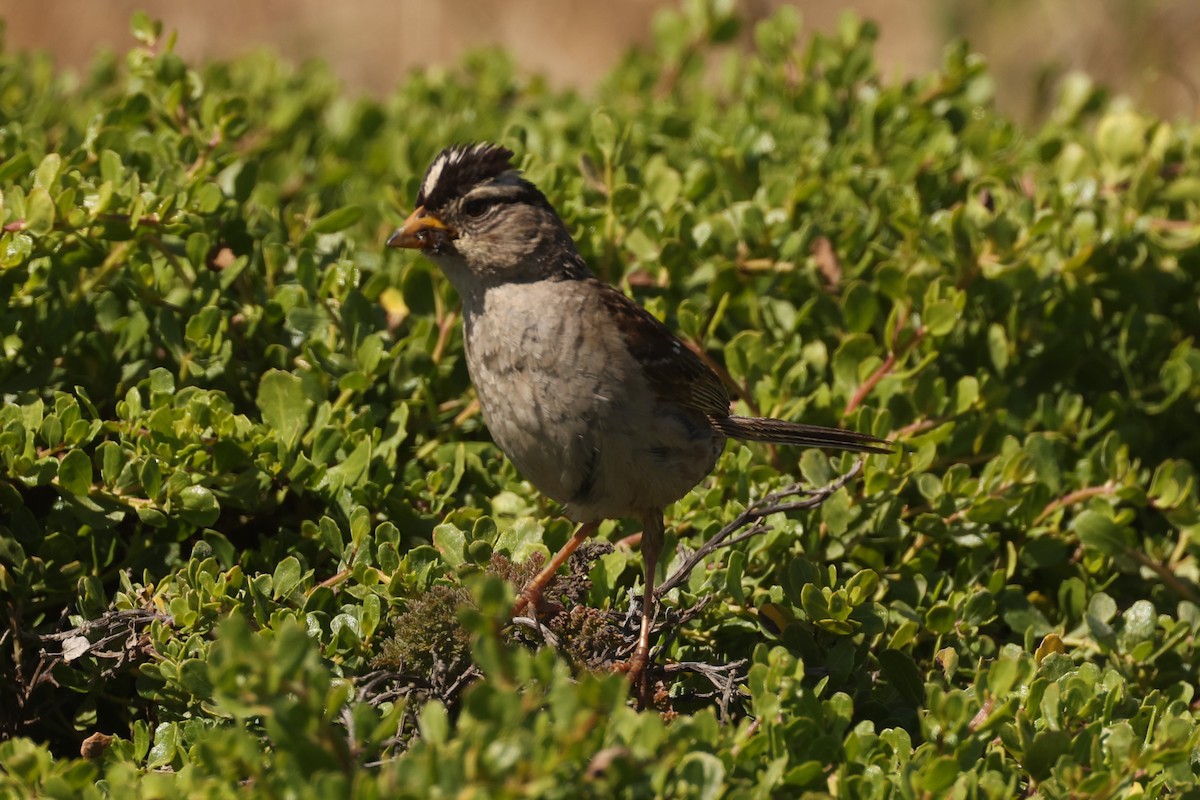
[387,143,587,291]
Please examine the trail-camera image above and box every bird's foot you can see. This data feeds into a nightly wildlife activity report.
[511,521,599,618]
[615,638,655,704]
[511,584,542,617]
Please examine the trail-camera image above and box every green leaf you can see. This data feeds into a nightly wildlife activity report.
[274,620,314,684]
[878,648,923,705]
[645,155,683,210]
[591,110,618,158]
[842,283,879,333]
[917,756,961,792]
[671,752,726,800]
[192,182,224,214]
[178,485,220,527]
[432,524,466,568]
[178,658,214,698]
[1088,592,1118,625]
[317,516,344,556]
[1149,459,1194,510]
[25,187,55,236]
[924,603,956,634]
[1122,599,1155,641]
[356,334,384,374]
[39,414,62,448]
[89,180,114,218]
[136,507,168,527]
[1023,730,1071,779]
[148,367,175,404]
[418,701,449,746]
[1,232,32,267]
[800,583,830,620]
[1071,509,1132,557]
[350,506,371,549]
[34,153,62,190]
[322,437,371,491]
[146,722,179,769]
[140,458,163,499]
[360,593,381,640]
[310,205,363,234]
[256,370,313,451]
[273,556,303,600]
[923,299,958,337]
[799,449,833,487]
[724,548,746,606]
[57,449,92,495]
[845,570,879,605]
[130,11,162,45]
[98,441,123,485]
[987,323,1009,374]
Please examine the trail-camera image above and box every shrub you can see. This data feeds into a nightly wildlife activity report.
[1,4,1198,797]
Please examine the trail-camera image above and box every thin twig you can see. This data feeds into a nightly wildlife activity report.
[312,564,389,593]
[1034,482,1118,525]
[441,664,484,703]
[353,668,426,707]
[511,615,560,648]
[37,609,168,642]
[21,606,170,727]
[894,413,955,439]
[656,460,864,596]
[654,659,748,722]
[1129,549,1200,606]
[658,659,747,677]
[844,321,926,416]
[431,309,458,364]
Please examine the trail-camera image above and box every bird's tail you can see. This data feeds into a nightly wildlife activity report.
[710,415,892,454]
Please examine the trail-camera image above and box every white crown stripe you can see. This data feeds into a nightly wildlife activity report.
[420,143,516,206]
[420,156,448,205]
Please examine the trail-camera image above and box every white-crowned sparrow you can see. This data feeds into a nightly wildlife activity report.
[388,142,889,685]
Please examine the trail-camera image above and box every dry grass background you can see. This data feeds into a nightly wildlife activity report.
[1,0,1197,120]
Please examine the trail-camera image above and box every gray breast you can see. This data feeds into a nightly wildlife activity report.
[463,279,722,522]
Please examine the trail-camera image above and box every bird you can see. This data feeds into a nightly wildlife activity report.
[387,142,890,689]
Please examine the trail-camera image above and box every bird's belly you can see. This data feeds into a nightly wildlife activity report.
[472,367,587,505]
[479,380,724,521]
[464,284,723,521]
[566,412,726,523]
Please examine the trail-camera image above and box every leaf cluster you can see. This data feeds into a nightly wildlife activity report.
[2,2,1200,797]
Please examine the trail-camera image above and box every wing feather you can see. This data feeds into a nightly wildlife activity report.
[591,280,730,418]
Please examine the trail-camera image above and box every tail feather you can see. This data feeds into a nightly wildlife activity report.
[710,415,891,455]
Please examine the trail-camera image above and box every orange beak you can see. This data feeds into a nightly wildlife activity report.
[386,206,451,249]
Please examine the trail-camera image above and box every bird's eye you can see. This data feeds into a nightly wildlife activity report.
[461,197,491,218]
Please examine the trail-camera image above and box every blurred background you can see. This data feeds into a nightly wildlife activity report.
[2,0,1197,120]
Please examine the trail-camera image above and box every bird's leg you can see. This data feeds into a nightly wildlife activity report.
[512,520,599,616]
[623,511,665,694]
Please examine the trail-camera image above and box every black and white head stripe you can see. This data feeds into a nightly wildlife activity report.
[416,143,517,212]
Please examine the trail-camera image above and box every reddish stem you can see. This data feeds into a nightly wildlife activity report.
[844,325,926,417]
[1034,483,1118,525]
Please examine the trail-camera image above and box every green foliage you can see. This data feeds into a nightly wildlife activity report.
[2,1,1200,796]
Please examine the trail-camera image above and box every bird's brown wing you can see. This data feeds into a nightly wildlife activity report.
[590,279,893,455]
[590,279,731,418]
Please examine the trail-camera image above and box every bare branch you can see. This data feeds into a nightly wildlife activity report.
[654,659,748,722]
[511,615,560,648]
[33,608,169,688]
[657,460,864,596]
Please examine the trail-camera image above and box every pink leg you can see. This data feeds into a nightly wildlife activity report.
[623,512,664,693]
[512,521,600,616]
